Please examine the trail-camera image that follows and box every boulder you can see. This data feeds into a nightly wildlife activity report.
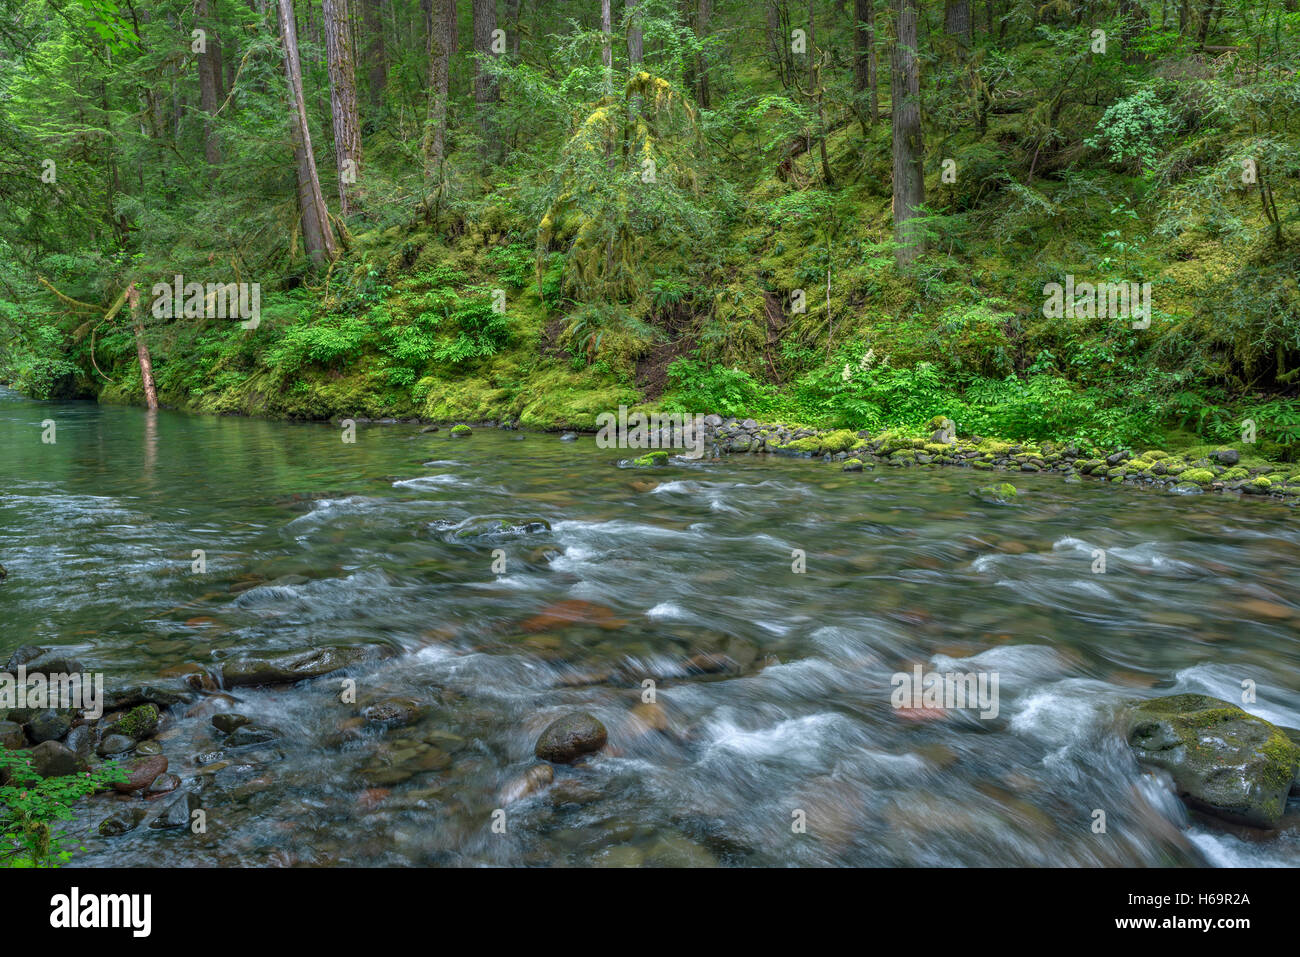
[26,709,73,743]
[28,740,80,778]
[1125,694,1300,828]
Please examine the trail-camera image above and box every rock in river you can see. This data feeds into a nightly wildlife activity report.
[361,697,424,727]
[112,754,169,793]
[150,790,201,829]
[211,713,251,735]
[1124,693,1300,828]
[217,645,379,688]
[534,712,608,763]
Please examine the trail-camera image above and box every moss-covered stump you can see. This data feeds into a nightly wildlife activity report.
[1124,694,1300,828]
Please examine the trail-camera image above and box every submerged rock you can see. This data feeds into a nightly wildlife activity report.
[211,713,251,735]
[217,645,378,688]
[534,712,608,763]
[150,790,201,829]
[361,697,424,727]
[98,807,148,837]
[1124,694,1300,828]
[500,763,554,804]
[224,724,279,747]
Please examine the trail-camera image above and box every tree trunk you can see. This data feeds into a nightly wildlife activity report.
[602,0,612,70]
[853,0,878,125]
[891,0,925,267]
[197,0,223,167]
[473,0,498,158]
[324,0,362,215]
[362,0,387,108]
[766,0,789,87]
[694,0,711,107]
[626,0,642,66]
[277,0,338,265]
[422,0,455,174]
[127,285,159,411]
[944,0,971,44]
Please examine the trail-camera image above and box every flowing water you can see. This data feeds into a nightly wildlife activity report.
[2,386,1299,867]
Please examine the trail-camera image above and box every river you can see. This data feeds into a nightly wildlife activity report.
[2,387,1298,866]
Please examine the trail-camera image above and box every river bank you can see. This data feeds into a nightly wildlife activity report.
[331,409,1300,505]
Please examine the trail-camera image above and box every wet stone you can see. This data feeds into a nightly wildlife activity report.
[97,734,136,757]
[212,713,252,735]
[534,712,608,764]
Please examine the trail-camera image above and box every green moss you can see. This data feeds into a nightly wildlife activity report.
[977,482,1018,501]
[771,428,860,456]
[115,704,160,740]
[1180,468,1216,484]
[450,423,473,436]
[632,450,670,467]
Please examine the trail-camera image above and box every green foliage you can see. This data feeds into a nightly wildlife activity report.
[663,359,777,418]
[1086,88,1177,173]
[0,749,125,868]
[1,0,1297,463]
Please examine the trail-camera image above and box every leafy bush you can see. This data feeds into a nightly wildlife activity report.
[1085,88,1177,172]
[663,359,777,417]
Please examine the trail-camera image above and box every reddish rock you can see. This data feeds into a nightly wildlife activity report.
[112,754,169,793]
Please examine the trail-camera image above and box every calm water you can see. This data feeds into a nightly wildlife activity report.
[2,386,1299,866]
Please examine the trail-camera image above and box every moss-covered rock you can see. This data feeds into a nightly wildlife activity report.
[631,450,670,467]
[1180,468,1216,484]
[115,704,161,741]
[771,429,860,456]
[449,423,473,437]
[1125,693,1300,828]
[973,482,1018,504]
